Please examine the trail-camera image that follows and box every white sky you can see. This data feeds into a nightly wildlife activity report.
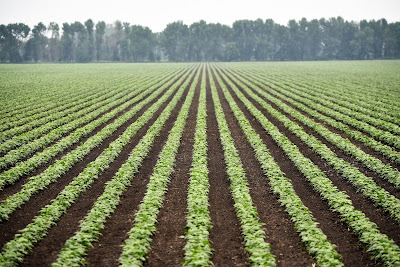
[1,0,399,32]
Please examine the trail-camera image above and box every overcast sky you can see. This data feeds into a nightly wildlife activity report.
[1,0,399,32]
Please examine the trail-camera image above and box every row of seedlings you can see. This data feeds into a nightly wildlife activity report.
[0,65,152,121]
[0,66,188,190]
[52,66,202,266]
[0,67,182,170]
[210,65,343,266]
[274,72,400,125]
[0,79,120,132]
[222,67,400,188]
[0,65,195,221]
[0,65,198,266]
[236,70,400,165]
[213,64,400,266]
[0,70,168,149]
[220,66,400,223]
[208,66,276,266]
[0,73,110,123]
[0,73,143,140]
[183,66,213,266]
[117,67,200,266]
[241,69,400,147]
[270,66,400,116]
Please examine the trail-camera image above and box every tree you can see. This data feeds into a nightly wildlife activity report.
[287,19,301,60]
[305,19,322,59]
[384,22,400,58]
[60,23,73,62]
[161,21,189,62]
[95,21,106,61]
[31,22,47,62]
[188,20,208,61]
[85,19,95,61]
[1,23,30,62]
[0,24,8,62]
[223,42,240,61]
[118,22,131,61]
[2,17,400,62]
[128,25,156,62]
[274,24,289,60]
[48,22,60,61]
[71,21,89,62]
[339,20,358,59]
[232,20,256,61]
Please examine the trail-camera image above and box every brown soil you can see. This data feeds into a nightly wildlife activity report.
[211,69,315,267]
[0,72,185,249]
[226,69,400,245]
[0,64,398,267]
[21,70,193,266]
[215,67,383,266]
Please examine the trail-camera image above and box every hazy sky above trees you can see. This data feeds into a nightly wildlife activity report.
[1,0,399,32]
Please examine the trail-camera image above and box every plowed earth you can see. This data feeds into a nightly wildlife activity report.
[1,62,399,266]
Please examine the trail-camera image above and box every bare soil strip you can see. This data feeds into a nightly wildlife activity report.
[143,70,201,266]
[0,73,183,200]
[0,88,168,249]
[230,68,400,200]
[206,69,251,267]
[233,69,400,166]
[212,69,315,267]
[218,68,381,266]
[81,72,196,266]
[237,74,400,245]
[19,86,187,266]
[0,72,188,254]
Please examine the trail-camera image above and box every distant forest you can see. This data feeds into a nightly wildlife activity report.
[1,17,400,62]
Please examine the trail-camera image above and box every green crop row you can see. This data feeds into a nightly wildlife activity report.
[240,70,400,148]
[118,67,200,266]
[0,66,194,221]
[0,65,152,121]
[0,73,156,148]
[0,75,141,141]
[0,72,150,134]
[0,67,188,190]
[273,73,400,125]
[264,65,400,115]
[0,80,117,133]
[0,76,105,122]
[0,67,180,170]
[211,65,343,266]
[237,72,400,165]
[183,66,213,266]
[221,67,400,224]
[217,65,400,266]
[0,66,196,267]
[223,68,400,189]
[260,70,400,125]
[52,65,201,267]
[209,66,276,266]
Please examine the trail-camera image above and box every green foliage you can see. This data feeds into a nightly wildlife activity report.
[53,65,200,267]
[209,65,276,266]
[0,62,399,266]
[2,17,400,62]
[217,63,400,266]
[0,65,196,266]
[119,66,201,266]
[211,64,343,266]
[183,65,213,266]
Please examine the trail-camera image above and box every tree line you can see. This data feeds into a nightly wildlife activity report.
[1,17,400,63]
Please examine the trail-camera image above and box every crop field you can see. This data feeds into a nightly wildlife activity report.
[0,61,400,266]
